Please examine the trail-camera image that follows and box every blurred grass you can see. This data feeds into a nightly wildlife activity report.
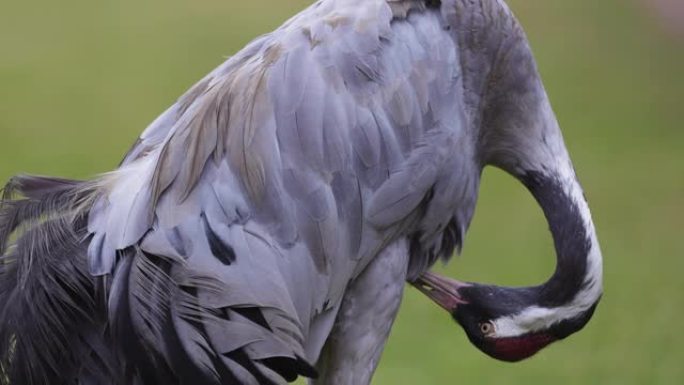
[1,0,682,384]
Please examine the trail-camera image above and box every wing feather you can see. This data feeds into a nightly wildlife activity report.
[80,1,483,383]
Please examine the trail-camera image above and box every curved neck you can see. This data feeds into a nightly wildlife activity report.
[485,167,603,339]
[522,170,603,310]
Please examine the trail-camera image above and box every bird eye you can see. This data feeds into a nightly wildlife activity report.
[479,322,494,336]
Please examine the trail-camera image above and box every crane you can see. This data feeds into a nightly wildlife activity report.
[0,0,603,384]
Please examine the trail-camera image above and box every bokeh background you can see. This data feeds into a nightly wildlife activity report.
[1,0,682,383]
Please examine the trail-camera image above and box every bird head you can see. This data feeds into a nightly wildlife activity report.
[414,272,600,362]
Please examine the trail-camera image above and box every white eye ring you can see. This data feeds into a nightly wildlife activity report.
[480,322,495,336]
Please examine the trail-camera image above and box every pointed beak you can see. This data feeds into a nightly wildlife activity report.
[411,271,470,312]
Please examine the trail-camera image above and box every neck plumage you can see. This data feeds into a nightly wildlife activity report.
[490,164,603,338]
[523,168,603,312]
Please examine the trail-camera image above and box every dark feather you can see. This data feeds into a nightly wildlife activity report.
[0,176,123,385]
[202,215,236,266]
[0,176,95,255]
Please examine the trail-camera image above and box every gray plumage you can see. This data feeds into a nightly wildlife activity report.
[1,0,601,384]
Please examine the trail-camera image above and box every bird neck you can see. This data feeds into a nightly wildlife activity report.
[487,168,603,339]
[523,168,603,312]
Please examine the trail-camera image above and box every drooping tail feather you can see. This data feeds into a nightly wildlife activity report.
[0,175,319,384]
[0,175,115,385]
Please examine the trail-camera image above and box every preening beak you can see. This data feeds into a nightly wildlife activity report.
[411,272,469,312]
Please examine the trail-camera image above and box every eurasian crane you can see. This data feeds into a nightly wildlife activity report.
[0,0,603,384]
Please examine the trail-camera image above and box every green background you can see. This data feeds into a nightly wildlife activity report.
[1,0,682,383]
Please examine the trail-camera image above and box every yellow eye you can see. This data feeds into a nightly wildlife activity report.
[480,322,494,335]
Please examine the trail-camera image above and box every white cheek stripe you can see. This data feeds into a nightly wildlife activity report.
[493,161,604,339]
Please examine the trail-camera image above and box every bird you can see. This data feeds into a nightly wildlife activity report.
[0,0,603,384]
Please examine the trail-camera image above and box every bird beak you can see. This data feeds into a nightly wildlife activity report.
[411,271,469,312]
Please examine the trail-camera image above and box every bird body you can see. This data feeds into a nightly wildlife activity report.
[88,0,478,379]
[0,0,603,384]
